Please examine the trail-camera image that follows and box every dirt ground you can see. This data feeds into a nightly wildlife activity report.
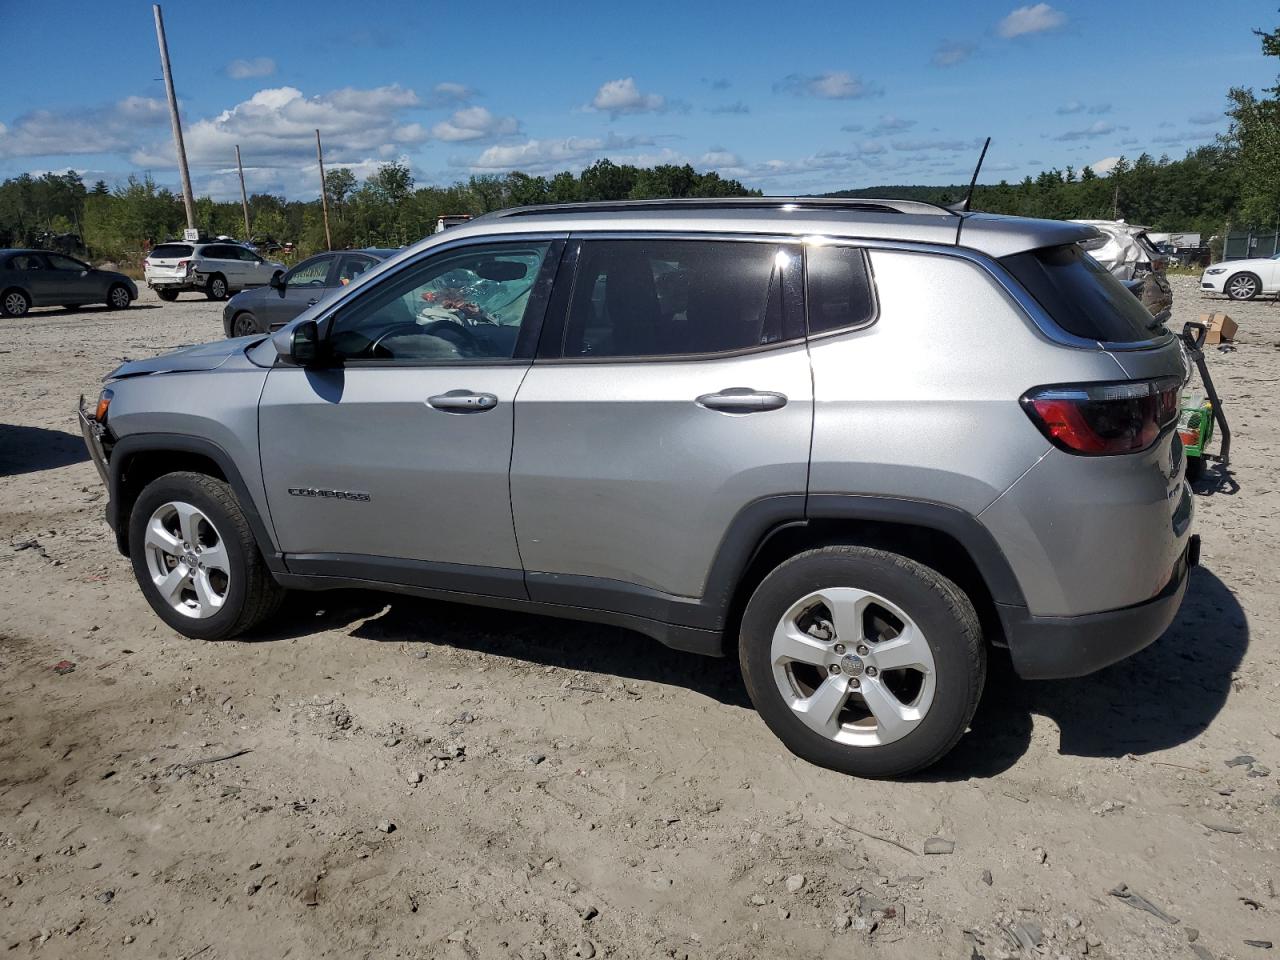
[1,275,1277,960]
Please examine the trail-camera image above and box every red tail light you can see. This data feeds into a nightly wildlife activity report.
[1021,378,1181,455]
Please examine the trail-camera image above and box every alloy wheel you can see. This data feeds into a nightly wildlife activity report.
[1229,275,1257,299]
[143,500,231,619]
[770,587,936,747]
[211,278,226,299]
[110,286,130,308]
[3,291,28,316]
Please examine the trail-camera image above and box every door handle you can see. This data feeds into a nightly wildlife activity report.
[306,297,319,306]
[427,390,499,413]
[696,388,788,413]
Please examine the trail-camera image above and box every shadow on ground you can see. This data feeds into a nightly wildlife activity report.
[243,564,1244,781]
[0,423,89,476]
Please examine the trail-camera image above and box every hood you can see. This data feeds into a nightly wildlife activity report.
[105,337,253,381]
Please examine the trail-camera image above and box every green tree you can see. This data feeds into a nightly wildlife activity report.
[1226,19,1280,225]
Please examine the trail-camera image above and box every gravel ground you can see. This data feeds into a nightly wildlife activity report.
[0,277,1277,959]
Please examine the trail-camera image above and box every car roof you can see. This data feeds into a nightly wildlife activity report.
[444,198,1097,259]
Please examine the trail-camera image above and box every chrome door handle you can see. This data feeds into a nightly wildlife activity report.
[427,390,499,413]
[696,388,788,413]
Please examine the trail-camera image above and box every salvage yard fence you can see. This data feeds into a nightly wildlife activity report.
[1224,230,1280,260]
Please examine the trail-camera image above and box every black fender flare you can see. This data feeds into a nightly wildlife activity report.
[107,433,285,573]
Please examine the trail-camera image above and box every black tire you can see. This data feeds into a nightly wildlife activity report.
[1226,271,1260,301]
[1,288,30,318]
[206,274,228,301]
[1185,454,1206,482]
[739,545,985,778]
[128,471,284,640]
[231,311,262,337]
[107,283,132,310]
[157,289,179,302]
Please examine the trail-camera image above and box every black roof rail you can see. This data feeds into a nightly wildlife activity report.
[491,196,960,219]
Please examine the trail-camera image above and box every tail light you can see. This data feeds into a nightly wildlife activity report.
[176,259,190,275]
[1021,378,1181,455]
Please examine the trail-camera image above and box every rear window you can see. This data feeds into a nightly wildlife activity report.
[1000,243,1165,343]
[149,244,192,259]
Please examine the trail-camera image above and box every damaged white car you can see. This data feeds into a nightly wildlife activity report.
[1072,219,1173,316]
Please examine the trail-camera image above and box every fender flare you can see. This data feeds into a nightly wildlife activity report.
[107,433,285,573]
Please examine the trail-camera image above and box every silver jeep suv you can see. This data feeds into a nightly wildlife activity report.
[79,198,1196,777]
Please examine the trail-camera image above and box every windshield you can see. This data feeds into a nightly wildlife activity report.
[1001,243,1167,342]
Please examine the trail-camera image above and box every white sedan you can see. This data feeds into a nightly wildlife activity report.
[1201,254,1280,301]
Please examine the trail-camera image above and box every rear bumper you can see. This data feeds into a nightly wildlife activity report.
[1000,536,1196,679]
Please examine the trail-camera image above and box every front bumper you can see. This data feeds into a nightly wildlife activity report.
[1200,273,1226,293]
[999,536,1197,679]
[77,397,110,487]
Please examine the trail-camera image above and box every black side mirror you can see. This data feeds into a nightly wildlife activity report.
[289,319,326,366]
[270,270,286,290]
[1181,321,1207,352]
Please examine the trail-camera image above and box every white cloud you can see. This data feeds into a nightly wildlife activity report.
[424,82,475,108]
[932,40,975,67]
[431,106,519,143]
[1091,156,1122,175]
[589,77,666,117]
[891,137,985,153]
[226,57,276,79]
[0,96,168,159]
[774,71,880,99]
[468,133,658,174]
[1053,120,1115,141]
[699,149,742,169]
[868,114,916,136]
[131,84,422,170]
[997,3,1066,38]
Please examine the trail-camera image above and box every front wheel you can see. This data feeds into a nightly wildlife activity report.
[205,274,228,301]
[107,284,132,310]
[1226,272,1260,301]
[231,311,262,337]
[128,472,284,640]
[739,545,985,778]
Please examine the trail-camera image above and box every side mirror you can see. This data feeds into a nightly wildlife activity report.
[280,318,327,366]
[270,270,286,290]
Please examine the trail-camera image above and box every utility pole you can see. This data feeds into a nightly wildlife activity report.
[152,4,196,232]
[235,145,251,239]
[1112,181,1119,220]
[315,129,332,250]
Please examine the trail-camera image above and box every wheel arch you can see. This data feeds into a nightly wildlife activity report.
[711,495,1026,656]
[108,433,284,573]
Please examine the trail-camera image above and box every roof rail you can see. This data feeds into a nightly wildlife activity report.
[492,196,959,219]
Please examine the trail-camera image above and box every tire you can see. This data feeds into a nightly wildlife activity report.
[739,545,985,778]
[107,283,132,310]
[231,311,262,337]
[205,274,228,301]
[128,471,284,640]
[157,289,179,302]
[2,288,30,318]
[1226,272,1260,301]
[1185,454,1206,482]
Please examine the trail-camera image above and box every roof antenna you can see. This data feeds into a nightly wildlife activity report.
[956,137,991,213]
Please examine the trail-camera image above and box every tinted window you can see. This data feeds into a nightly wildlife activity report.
[150,244,192,259]
[1001,244,1165,342]
[46,253,87,271]
[202,245,235,259]
[287,256,332,286]
[234,246,261,262]
[337,254,376,286]
[8,253,46,270]
[563,240,793,358]
[806,245,876,334]
[329,241,554,362]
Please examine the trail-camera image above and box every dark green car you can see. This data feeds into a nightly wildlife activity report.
[0,249,138,317]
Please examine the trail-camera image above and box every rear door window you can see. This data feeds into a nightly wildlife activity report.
[149,244,192,260]
[1000,243,1166,343]
[805,245,876,334]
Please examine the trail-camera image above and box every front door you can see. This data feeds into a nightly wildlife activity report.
[259,237,564,596]
[262,255,333,330]
[45,253,100,304]
[510,237,813,613]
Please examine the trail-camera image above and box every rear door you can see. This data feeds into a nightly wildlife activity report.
[509,237,812,620]
[201,245,241,288]
[9,252,57,304]
[336,253,379,288]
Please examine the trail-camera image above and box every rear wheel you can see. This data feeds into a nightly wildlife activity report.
[1226,272,1260,301]
[2,288,30,317]
[739,545,985,778]
[128,472,284,640]
[231,311,262,337]
[107,284,132,310]
[157,289,179,302]
[206,274,228,301]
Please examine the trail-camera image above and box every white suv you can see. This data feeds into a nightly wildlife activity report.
[144,241,285,302]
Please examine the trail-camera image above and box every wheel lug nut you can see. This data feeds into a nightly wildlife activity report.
[849,678,860,689]
[833,643,846,654]
[865,666,878,678]
[856,644,869,656]
[828,664,841,675]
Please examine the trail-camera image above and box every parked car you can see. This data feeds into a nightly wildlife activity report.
[1072,219,1173,316]
[0,249,137,317]
[143,241,285,302]
[78,198,1195,778]
[1200,252,1280,300]
[222,249,397,337]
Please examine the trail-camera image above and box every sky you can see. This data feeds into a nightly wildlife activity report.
[0,0,1274,200]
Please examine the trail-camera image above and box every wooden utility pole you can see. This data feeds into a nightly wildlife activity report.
[235,145,251,240]
[315,130,332,250]
[152,4,196,231]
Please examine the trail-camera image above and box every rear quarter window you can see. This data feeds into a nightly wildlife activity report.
[1000,243,1164,343]
[806,245,876,334]
[149,244,193,259]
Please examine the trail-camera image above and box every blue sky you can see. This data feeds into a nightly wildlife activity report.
[0,0,1274,198]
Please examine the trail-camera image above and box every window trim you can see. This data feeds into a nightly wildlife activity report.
[536,232,807,365]
[801,241,881,342]
[317,235,567,367]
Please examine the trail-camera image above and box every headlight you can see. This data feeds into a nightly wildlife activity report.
[1205,267,1226,275]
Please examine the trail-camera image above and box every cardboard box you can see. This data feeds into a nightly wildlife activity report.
[1198,312,1237,345]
